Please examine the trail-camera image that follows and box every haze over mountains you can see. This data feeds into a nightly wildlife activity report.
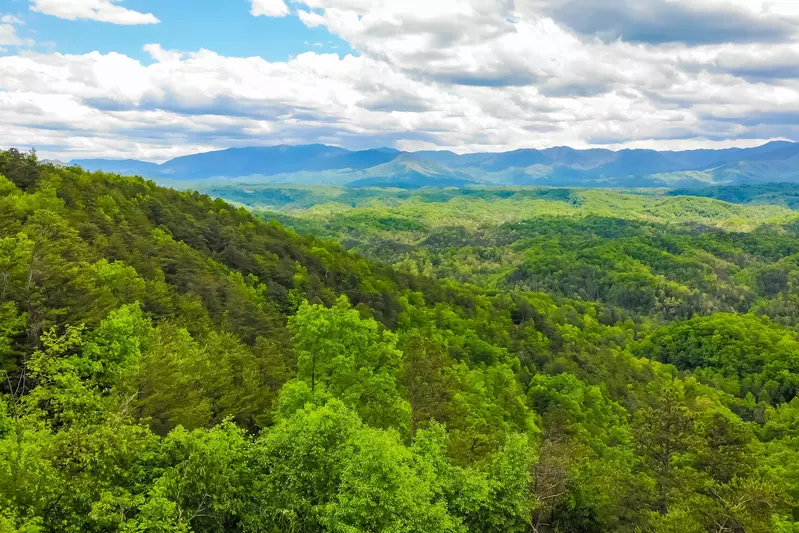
[72,141,799,188]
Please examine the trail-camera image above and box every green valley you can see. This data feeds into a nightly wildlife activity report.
[3,150,799,532]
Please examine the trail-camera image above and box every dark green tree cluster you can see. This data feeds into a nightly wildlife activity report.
[1,150,798,532]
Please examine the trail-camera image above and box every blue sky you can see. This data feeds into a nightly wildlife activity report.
[0,0,798,161]
[6,0,352,61]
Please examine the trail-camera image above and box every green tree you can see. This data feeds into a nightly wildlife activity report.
[247,398,459,533]
[400,334,457,437]
[447,363,533,463]
[289,296,409,431]
[633,383,698,515]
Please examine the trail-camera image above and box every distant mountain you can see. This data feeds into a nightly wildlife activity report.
[70,141,799,188]
[347,155,479,188]
[157,145,402,179]
[71,159,162,176]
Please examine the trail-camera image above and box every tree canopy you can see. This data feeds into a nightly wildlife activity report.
[1,150,799,531]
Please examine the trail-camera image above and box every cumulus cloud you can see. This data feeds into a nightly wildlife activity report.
[1,0,798,160]
[30,0,160,25]
[1,15,23,24]
[288,1,680,95]
[251,0,291,17]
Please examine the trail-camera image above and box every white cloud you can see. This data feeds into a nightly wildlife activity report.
[251,0,290,18]
[142,44,186,64]
[30,0,160,25]
[2,42,797,161]
[1,15,22,24]
[0,24,33,46]
[2,0,799,159]
[288,0,799,92]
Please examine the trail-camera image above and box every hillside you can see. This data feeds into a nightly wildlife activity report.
[215,185,799,322]
[3,149,799,531]
[72,141,799,188]
[671,182,799,209]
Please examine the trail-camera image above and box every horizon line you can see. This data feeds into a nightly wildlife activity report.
[61,138,797,165]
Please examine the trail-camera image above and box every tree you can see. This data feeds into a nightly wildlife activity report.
[462,433,536,533]
[633,383,698,515]
[247,399,459,533]
[447,363,533,463]
[289,296,409,431]
[0,149,40,191]
[128,322,214,434]
[129,422,250,532]
[400,334,457,437]
[528,374,643,532]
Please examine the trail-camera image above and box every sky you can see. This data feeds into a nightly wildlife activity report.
[1,0,798,162]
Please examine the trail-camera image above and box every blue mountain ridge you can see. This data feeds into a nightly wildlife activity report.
[70,141,799,188]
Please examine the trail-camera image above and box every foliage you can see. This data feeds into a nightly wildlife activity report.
[0,151,797,531]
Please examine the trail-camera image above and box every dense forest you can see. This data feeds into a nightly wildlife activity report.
[669,183,799,210]
[215,185,799,322]
[3,149,799,532]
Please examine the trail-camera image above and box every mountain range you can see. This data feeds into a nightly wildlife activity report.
[71,141,799,188]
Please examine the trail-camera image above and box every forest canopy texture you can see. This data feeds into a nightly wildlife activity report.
[3,148,799,532]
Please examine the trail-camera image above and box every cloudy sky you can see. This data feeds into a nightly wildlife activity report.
[1,0,798,161]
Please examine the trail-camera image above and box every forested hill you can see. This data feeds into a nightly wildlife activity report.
[671,182,799,209]
[3,148,799,532]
